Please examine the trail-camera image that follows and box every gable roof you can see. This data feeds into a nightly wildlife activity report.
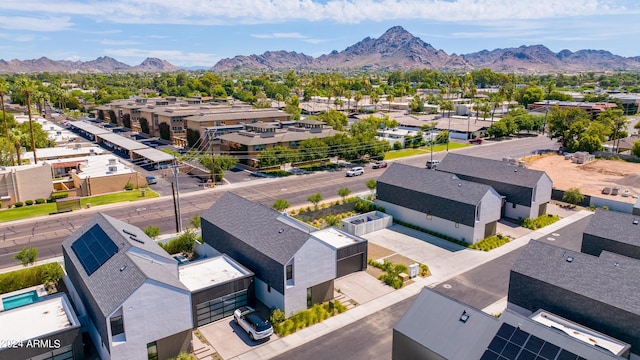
[62,213,187,318]
[583,209,640,246]
[201,192,310,265]
[378,163,494,206]
[511,240,640,316]
[376,163,498,226]
[437,153,548,189]
[395,289,625,360]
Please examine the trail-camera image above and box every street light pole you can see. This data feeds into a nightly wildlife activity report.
[174,155,183,233]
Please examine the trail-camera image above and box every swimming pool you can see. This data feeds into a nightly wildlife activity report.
[2,290,40,311]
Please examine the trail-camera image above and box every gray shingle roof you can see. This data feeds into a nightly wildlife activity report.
[511,240,640,316]
[376,163,497,226]
[395,288,625,360]
[437,153,548,188]
[201,192,310,265]
[62,213,187,318]
[584,209,640,246]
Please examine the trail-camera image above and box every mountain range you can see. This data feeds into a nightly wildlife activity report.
[2,26,639,73]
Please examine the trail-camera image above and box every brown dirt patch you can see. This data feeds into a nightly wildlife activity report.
[385,253,417,268]
[526,154,640,202]
[368,242,395,260]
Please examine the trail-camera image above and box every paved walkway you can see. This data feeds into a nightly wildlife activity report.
[229,210,593,360]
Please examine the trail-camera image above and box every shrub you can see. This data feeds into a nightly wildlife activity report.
[159,229,199,255]
[25,200,34,206]
[124,182,134,190]
[14,202,23,208]
[15,247,38,266]
[272,301,347,336]
[468,234,510,251]
[519,214,560,230]
[51,192,69,200]
[143,226,161,239]
[563,187,584,205]
[35,198,45,204]
[0,263,64,295]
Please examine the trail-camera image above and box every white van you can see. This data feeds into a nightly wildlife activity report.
[346,166,364,177]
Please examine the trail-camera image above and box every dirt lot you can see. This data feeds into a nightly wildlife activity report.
[526,154,640,203]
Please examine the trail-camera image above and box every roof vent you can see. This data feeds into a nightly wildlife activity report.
[458,183,462,187]
[566,256,574,263]
[633,219,639,225]
[120,264,127,272]
[514,168,518,172]
[278,228,285,234]
[459,311,470,323]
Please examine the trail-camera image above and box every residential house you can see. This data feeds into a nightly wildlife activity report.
[582,209,640,260]
[62,213,192,360]
[436,153,553,220]
[393,288,629,360]
[376,163,502,243]
[508,240,640,354]
[201,192,366,316]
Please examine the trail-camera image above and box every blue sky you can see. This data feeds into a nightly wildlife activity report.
[1,0,639,67]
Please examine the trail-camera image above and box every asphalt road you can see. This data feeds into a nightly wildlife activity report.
[271,295,417,360]
[0,134,558,268]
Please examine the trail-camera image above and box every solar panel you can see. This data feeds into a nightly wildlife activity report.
[482,323,581,360]
[71,224,119,275]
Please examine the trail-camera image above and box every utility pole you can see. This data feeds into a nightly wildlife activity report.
[171,182,179,233]
[446,114,451,152]
[210,133,216,187]
[430,129,434,167]
[174,156,182,232]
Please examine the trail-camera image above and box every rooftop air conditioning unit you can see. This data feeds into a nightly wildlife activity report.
[108,158,116,165]
[108,166,117,172]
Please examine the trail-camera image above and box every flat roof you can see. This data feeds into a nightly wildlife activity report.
[67,120,112,135]
[29,146,106,160]
[132,148,175,163]
[179,255,253,292]
[531,311,629,356]
[98,132,148,150]
[312,227,362,249]
[68,155,135,179]
[0,294,79,347]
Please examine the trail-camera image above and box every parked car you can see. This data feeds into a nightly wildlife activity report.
[145,176,157,185]
[468,138,483,144]
[426,160,440,169]
[346,166,364,177]
[372,161,388,169]
[233,306,273,341]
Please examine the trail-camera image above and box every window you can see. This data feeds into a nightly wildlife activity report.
[147,341,158,360]
[455,223,460,228]
[307,287,312,308]
[267,283,271,293]
[476,202,481,221]
[286,264,293,281]
[512,203,517,209]
[426,214,432,220]
[110,315,124,336]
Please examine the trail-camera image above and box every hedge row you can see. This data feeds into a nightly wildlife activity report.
[520,214,561,230]
[0,263,64,295]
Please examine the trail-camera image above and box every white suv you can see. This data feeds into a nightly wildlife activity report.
[346,166,364,177]
[233,306,273,341]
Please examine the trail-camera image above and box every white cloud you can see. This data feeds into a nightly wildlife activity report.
[251,32,308,39]
[0,15,73,31]
[0,33,36,42]
[0,0,634,25]
[104,48,219,66]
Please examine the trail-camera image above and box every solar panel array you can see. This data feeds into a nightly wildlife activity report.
[480,323,588,360]
[71,224,119,276]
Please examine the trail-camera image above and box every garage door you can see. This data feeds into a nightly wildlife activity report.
[337,253,364,278]
[195,290,248,327]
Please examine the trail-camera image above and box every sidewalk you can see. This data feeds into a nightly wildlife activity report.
[229,210,593,360]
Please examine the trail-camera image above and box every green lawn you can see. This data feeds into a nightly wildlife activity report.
[0,189,159,223]
[384,143,468,160]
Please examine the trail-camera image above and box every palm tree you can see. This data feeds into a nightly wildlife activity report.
[345,90,353,112]
[0,79,12,164]
[354,92,363,113]
[387,94,395,112]
[15,77,38,163]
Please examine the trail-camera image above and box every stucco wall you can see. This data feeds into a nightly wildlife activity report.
[72,171,146,196]
[472,189,503,241]
[109,281,192,360]
[254,278,284,312]
[0,164,53,204]
[378,200,476,243]
[503,201,533,220]
[284,239,336,316]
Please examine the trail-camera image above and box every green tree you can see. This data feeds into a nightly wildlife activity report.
[15,247,38,266]
[547,106,591,148]
[632,140,640,157]
[436,130,449,144]
[198,154,238,182]
[0,79,12,165]
[366,179,377,195]
[338,187,352,202]
[144,226,161,239]
[521,87,544,107]
[315,110,348,130]
[189,214,201,229]
[409,95,424,113]
[563,188,585,205]
[15,77,38,162]
[272,199,290,212]
[299,138,329,161]
[597,108,628,152]
[284,96,301,120]
[307,193,323,210]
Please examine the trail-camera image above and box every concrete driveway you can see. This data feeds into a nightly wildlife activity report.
[334,271,394,305]
[198,317,279,360]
